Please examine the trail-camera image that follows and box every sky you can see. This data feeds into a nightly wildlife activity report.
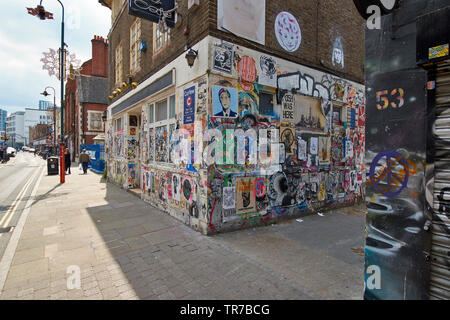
[0,0,111,115]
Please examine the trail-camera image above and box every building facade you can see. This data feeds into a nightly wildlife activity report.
[64,35,109,161]
[24,108,52,146]
[6,111,25,148]
[38,100,54,111]
[29,123,52,150]
[0,109,6,135]
[102,0,366,235]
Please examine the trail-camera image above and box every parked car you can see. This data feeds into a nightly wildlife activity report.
[7,147,16,157]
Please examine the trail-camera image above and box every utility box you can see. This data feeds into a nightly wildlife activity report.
[47,156,59,175]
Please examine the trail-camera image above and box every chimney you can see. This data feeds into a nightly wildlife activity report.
[91,35,108,77]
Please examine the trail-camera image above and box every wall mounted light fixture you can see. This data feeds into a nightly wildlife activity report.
[185,48,198,68]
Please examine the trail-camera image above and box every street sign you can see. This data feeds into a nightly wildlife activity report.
[128,0,176,28]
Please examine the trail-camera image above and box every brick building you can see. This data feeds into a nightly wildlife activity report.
[101,0,366,235]
[29,123,51,150]
[64,35,109,160]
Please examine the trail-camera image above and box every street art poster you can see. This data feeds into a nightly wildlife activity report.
[349,170,357,191]
[294,95,326,134]
[332,37,344,69]
[255,177,266,199]
[238,56,257,91]
[310,137,318,155]
[129,115,138,127]
[217,0,266,45]
[281,93,295,122]
[172,174,181,201]
[184,85,196,124]
[181,175,194,205]
[346,140,354,159]
[212,42,233,74]
[155,126,168,162]
[236,177,256,214]
[212,86,238,118]
[318,183,326,201]
[128,163,136,186]
[279,143,286,164]
[197,76,208,115]
[258,55,277,87]
[280,126,295,156]
[238,90,259,116]
[222,186,236,210]
[88,111,103,131]
[358,104,365,126]
[274,11,302,52]
[319,136,331,165]
[297,137,307,160]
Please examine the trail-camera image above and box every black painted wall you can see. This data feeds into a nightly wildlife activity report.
[363,0,450,300]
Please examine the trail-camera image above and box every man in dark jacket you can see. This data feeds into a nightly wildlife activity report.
[64,148,71,174]
[79,149,90,174]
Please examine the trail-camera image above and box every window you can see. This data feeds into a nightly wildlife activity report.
[148,103,154,124]
[146,95,176,163]
[115,42,123,86]
[156,99,167,122]
[169,95,176,119]
[153,23,171,52]
[130,19,142,74]
[114,117,122,133]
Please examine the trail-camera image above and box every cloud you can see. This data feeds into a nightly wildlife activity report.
[0,0,111,115]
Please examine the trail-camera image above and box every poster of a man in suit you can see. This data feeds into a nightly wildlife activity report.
[213,86,238,118]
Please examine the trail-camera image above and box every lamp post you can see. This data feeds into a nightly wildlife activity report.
[28,0,65,183]
[41,87,57,156]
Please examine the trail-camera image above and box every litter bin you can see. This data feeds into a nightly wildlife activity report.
[47,156,59,175]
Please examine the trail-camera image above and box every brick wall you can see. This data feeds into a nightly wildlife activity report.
[107,0,211,101]
[208,0,365,83]
[91,36,109,78]
[107,0,364,103]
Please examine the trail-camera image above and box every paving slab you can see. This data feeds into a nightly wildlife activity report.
[0,169,365,300]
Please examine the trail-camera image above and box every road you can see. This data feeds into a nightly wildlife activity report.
[0,151,45,262]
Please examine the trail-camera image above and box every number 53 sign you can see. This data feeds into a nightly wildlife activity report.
[376,88,405,110]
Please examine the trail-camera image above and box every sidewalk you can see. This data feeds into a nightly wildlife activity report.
[0,165,365,300]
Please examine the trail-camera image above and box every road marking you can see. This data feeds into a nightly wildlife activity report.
[0,168,39,228]
[0,177,33,227]
[2,174,36,228]
[0,165,44,294]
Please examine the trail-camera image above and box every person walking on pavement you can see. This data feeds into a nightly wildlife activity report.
[64,148,71,175]
[79,149,90,174]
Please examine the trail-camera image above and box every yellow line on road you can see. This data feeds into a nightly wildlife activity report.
[0,169,39,228]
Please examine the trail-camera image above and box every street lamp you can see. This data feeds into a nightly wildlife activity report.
[28,0,65,183]
[41,87,57,156]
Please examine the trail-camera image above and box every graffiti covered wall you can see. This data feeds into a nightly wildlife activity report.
[106,36,365,235]
[205,37,366,234]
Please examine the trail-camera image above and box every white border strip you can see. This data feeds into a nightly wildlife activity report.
[0,164,45,294]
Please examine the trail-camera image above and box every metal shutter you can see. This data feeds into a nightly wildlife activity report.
[430,62,450,300]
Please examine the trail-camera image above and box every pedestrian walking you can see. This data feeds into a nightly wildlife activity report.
[64,148,71,174]
[79,149,90,174]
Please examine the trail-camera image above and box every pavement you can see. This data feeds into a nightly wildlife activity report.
[0,161,366,300]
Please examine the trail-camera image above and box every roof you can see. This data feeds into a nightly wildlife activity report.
[77,75,108,105]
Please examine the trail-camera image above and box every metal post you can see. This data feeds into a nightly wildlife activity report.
[59,0,65,184]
